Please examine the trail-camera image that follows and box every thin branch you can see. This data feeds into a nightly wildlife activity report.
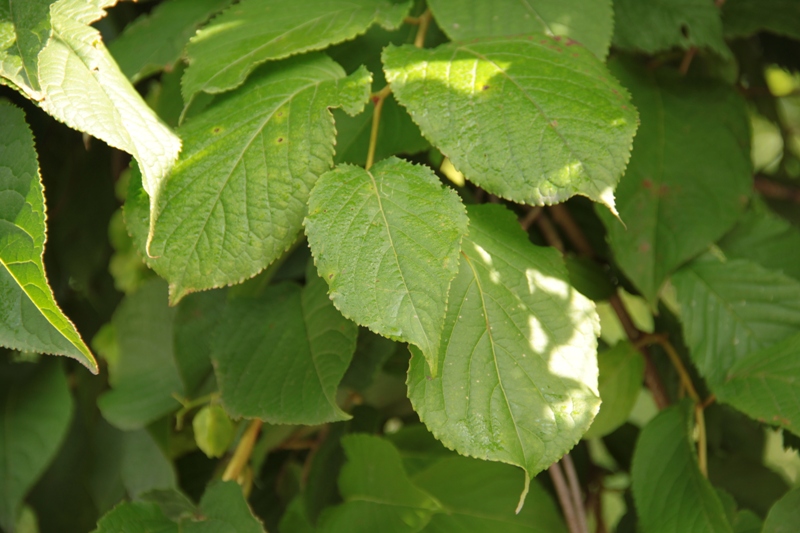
[695,403,708,477]
[679,47,697,75]
[536,210,565,253]
[562,454,589,533]
[755,175,800,203]
[642,334,700,403]
[519,206,542,231]
[550,462,582,533]
[222,419,263,482]
[414,9,432,48]
[365,85,392,170]
[549,204,595,258]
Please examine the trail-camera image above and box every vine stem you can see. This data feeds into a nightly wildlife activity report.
[549,462,586,533]
[562,454,589,533]
[365,85,392,170]
[414,9,432,48]
[222,419,263,482]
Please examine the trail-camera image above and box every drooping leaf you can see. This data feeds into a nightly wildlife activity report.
[412,456,568,532]
[98,279,182,429]
[612,0,731,58]
[126,55,371,302]
[36,0,181,215]
[427,0,613,59]
[382,37,638,211]
[212,274,358,425]
[407,204,600,482]
[182,0,411,101]
[92,502,178,533]
[120,429,177,499]
[599,61,751,303]
[722,0,800,40]
[0,361,73,531]
[173,288,227,396]
[584,341,644,439]
[319,434,441,533]
[713,332,800,433]
[0,102,96,371]
[305,157,468,376]
[631,401,733,533]
[108,0,231,83]
[180,481,265,533]
[762,487,800,533]
[672,255,800,387]
[0,0,51,97]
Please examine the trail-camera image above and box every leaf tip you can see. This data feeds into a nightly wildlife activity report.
[515,473,531,514]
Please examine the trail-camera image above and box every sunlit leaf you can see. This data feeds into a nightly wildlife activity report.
[0,0,51,97]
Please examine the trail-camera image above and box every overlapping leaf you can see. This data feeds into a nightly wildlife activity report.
[672,255,800,387]
[713,332,800,433]
[182,0,411,101]
[427,0,613,59]
[305,157,468,376]
[0,102,95,371]
[722,0,800,40]
[126,55,371,302]
[92,502,178,533]
[407,204,600,482]
[181,481,265,533]
[383,37,638,211]
[613,0,731,58]
[632,402,733,533]
[585,341,644,439]
[108,0,231,83]
[211,274,358,424]
[0,0,51,97]
[762,487,800,533]
[599,61,751,303]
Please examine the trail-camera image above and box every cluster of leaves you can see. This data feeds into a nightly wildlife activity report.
[2,0,800,532]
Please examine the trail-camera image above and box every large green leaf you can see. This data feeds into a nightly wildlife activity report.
[407,204,600,483]
[599,61,751,303]
[92,502,178,533]
[319,434,441,533]
[412,456,568,532]
[212,274,357,424]
[383,38,638,211]
[180,481,265,533]
[182,0,411,101]
[631,402,733,533]
[427,0,613,59]
[0,102,95,371]
[126,55,371,303]
[713,332,800,433]
[98,279,182,429]
[584,341,644,439]
[120,430,177,499]
[108,0,231,83]
[722,0,800,40]
[672,256,800,387]
[612,0,731,58]
[0,361,73,531]
[0,0,51,97]
[305,157,468,376]
[36,0,181,215]
[762,487,800,533]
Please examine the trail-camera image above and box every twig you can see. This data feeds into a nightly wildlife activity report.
[549,205,595,258]
[414,9,432,48]
[679,47,697,75]
[755,176,800,203]
[222,419,263,482]
[549,462,582,533]
[562,454,589,533]
[536,210,565,253]
[519,207,542,231]
[365,85,392,170]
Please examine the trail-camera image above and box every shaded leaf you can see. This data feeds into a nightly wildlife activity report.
[673,256,800,387]
[92,502,178,533]
[585,341,644,439]
[212,275,357,424]
[121,429,177,499]
[181,481,265,533]
[305,157,468,376]
[427,0,613,59]
[762,487,800,533]
[383,37,637,211]
[173,289,227,396]
[0,361,73,531]
[182,0,411,100]
[632,401,733,533]
[722,0,800,40]
[341,328,398,391]
[0,102,95,371]
[599,61,751,303]
[108,0,231,83]
[126,55,371,302]
[407,204,600,481]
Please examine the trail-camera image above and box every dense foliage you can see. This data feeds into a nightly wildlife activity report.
[2,0,800,532]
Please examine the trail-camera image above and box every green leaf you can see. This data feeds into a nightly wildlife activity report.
[341,328,398,391]
[0,361,73,531]
[121,429,177,498]
[427,0,613,59]
[382,38,638,211]
[182,0,411,101]
[632,401,733,533]
[0,0,51,96]
[108,0,231,83]
[733,510,762,533]
[319,434,441,533]
[180,481,265,533]
[173,289,227,396]
[279,497,316,533]
[412,456,568,532]
[193,404,235,458]
[407,204,600,482]
[599,61,751,303]
[722,0,800,40]
[584,342,644,439]
[612,0,731,58]
[762,487,800,533]
[98,279,182,429]
[713,332,800,433]
[92,502,178,533]
[0,102,96,371]
[672,256,800,387]
[212,275,358,424]
[305,157,468,376]
[127,55,371,302]
[36,0,181,215]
